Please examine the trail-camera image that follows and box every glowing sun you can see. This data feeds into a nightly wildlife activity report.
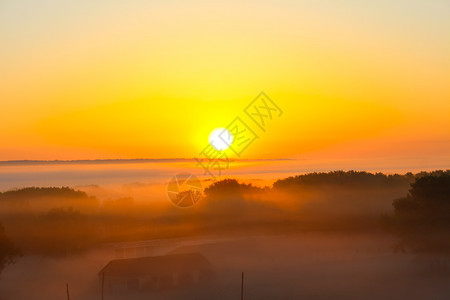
[208,127,234,151]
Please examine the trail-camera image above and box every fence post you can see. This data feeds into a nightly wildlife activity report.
[241,272,244,300]
[66,283,70,300]
[101,272,105,300]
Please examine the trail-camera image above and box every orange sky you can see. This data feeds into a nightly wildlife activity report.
[1,0,449,170]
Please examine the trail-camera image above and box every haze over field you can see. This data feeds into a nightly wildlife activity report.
[0,170,449,299]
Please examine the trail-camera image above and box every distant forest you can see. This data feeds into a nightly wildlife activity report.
[0,170,449,274]
[273,170,415,188]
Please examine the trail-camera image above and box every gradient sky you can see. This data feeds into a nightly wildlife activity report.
[1,0,449,169]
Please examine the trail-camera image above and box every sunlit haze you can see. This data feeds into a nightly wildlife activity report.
[1,0,449,171]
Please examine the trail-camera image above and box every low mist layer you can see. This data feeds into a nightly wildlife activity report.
[0,170,449,299]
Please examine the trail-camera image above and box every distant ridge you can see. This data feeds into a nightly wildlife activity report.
[0,158,294,166]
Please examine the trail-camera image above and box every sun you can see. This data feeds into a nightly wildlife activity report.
[208,127,234,151]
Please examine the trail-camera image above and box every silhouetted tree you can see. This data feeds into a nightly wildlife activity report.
[204,179,265,199]
[0,223,20,276]
[392,172,450,253]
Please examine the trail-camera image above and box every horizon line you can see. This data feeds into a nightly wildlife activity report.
[0,158,296,166]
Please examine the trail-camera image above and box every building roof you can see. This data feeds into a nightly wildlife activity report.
[99,253,213,277]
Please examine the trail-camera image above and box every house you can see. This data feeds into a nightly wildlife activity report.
[98,252,214,292]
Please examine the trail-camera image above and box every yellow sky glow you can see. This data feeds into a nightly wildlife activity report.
[0,0,449,169]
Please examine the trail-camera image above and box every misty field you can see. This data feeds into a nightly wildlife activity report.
[1,234,450,300]
[1,170,449,299]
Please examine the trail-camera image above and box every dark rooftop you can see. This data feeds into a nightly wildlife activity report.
[99,253,213,277]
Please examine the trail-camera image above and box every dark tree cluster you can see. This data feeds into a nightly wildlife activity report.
[0,224,20,275]
[1,186,88,200]
[273,170,412,189]
[0,187,95,208]
[392,171,450,253]
[203,179,266,200]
